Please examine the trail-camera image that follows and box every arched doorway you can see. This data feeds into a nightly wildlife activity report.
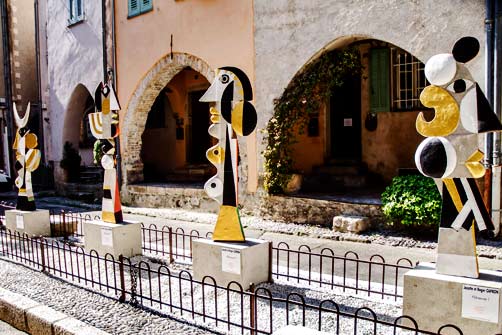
[267,38,429,195]
[63,84,96,168]
[121,53,214,185]
[140,67,212,182]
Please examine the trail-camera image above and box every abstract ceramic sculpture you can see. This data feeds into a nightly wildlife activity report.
[200,67,257,241]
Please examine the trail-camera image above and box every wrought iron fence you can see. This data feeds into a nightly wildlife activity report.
[140,223,414,300]
[0,227,463,335]
[0,204,415,301]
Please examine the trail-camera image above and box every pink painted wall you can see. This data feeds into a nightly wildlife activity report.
[114,0,256,188]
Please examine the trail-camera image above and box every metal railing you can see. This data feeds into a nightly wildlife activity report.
[0,227,463,335]
[140,223,414,300]
[0,205,415,301]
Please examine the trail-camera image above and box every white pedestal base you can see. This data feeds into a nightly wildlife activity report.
[192,238,271,290]
[83,220,142,258]
[5,209,50,237]
[403,263,502,335]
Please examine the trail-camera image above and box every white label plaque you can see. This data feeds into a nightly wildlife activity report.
[462,284,500,323]
[101,227,113,247]
[343,118,353,127]
[16,214,24,229]
[221,248,241,275]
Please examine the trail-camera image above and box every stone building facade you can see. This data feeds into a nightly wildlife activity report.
[40,1,489,225]
[0,0,40,178]
[254,0,485,180]
[42,0,104,180]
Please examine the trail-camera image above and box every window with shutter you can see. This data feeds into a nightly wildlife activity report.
[68,0,84,26]
[128,0,140,17]
[128,0,153,18]
[141,0,153,12]
[370,48,390,113]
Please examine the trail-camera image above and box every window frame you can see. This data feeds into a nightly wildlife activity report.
[390,47,429,112]
[68,0,85,26]
[128,0,153,19]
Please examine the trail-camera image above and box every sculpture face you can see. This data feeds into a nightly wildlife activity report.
[13,103,41,211]
[415,37,502,278]
[200,67,257,242]
[88,82,123,224]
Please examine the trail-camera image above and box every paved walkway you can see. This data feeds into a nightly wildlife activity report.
[0,320,26,334]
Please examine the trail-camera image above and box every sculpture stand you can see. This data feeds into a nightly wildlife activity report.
[403,263,502,334]
[5,209,50,236]
[83,220,142,258]
[192,238,271,290]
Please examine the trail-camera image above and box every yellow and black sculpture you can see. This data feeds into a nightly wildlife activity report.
[415,36,502,277]
[13,103,41,211]
[88,82,123,223]
[200,67,257,241]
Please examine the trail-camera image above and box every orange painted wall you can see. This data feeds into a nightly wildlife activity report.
[290,43,428,181]
[115,0,255,187]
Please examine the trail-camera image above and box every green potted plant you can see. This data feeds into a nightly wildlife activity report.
[60,141,81,182]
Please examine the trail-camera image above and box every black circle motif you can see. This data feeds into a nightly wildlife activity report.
[219,74,230,84]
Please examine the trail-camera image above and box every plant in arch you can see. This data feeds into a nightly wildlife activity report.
[263,47,363,194]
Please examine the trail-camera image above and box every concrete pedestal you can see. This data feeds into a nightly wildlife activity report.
[192,238,271,290]
[5,209,50,236]
[83,220,142,258]
[403,262,502,335]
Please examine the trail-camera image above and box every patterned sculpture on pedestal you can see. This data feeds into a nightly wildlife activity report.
[415,36,502,278]
[200,67,257,241]
[13,103,41,211]
[88,82,123,223]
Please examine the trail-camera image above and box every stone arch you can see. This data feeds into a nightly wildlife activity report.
[62,84,94,161]
[266,35,434,190]
[121,52,214,185]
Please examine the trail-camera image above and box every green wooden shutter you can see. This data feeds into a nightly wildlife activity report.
[140,0,153,13]
[128,0,140,17]
[370,48,390,113]
[68,0,74,21]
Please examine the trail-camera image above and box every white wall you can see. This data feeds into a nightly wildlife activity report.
[45,0,103,167]
[254,0,486,174]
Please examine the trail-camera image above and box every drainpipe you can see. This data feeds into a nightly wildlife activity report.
[1,0,14,178]
[101,0,107,82]
[34,0,45,164]
[110,0,122,189]
[492,0,502,237]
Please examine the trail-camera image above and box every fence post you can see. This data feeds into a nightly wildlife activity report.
[249,282,256,335]
[268,242,273,283]
[119,255,126,303]
[62,210,67,240]
[168,227,174,264]
[40,238,46,273]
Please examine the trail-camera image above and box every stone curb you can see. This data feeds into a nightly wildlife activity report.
[0,287,110,335]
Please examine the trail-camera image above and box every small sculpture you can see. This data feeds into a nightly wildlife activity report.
[13,103,41,211]
[88,81,123,223]
[200,67,257,241]
[415,36,502,278]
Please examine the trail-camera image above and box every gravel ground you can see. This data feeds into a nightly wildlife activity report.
[0,258,218,335]
[0,232,428,335]
[4,194,502,259]
[121,206,502,259]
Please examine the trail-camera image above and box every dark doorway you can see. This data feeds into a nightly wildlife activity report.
[330,74,361,161]
[187,90,210,164]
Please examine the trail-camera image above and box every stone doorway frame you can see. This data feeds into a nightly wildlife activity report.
[121,52,214,185]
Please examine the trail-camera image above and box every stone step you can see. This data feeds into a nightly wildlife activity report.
[332,215,370,234]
